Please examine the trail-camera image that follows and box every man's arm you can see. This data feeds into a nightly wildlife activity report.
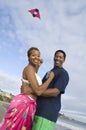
[41,88,60,97]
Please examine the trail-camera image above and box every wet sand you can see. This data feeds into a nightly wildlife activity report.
[0,101,69,130]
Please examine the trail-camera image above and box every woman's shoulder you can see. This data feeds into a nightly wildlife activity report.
[23,65,33,72]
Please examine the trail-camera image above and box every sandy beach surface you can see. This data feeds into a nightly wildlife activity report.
[0,101,9,122]
[0,105,71,130]
[0,101,86,130]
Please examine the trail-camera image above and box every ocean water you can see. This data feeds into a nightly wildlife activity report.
[55,116,86,130]
[60,110,86,124]
[0,103,86,130]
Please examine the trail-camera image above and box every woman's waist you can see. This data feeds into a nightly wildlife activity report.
[27,93,37,100]
[17,93,37,104]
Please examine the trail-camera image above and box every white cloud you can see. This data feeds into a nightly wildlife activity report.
[0,72,20,95]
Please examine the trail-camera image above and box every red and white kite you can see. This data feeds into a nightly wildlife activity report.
[28,8,41,19]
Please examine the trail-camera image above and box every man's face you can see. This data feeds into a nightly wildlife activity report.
[54,52,65,68]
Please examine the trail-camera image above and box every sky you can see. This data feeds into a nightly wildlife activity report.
[0,0,86,123]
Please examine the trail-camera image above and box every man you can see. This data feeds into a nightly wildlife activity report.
[32,50,69,130]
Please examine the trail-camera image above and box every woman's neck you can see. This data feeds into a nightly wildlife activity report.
[29,63,38,73]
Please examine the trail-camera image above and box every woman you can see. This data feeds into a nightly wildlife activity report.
[0,47,54,130]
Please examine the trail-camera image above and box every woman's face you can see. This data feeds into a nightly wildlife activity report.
[29,49,40,66]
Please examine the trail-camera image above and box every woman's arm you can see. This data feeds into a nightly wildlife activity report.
[21,59,43,95]
[24,65,54,96]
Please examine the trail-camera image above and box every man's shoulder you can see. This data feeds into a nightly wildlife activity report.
[62,68,69,76]
[51,67,66,74]
[62,68,69,84]
[52,67,69,78]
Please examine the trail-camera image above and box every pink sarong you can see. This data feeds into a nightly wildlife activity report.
[0,94,36,130]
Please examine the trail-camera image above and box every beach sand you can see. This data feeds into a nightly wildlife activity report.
[54,124,71,130]
[0,102,69,130]
[0,108,70,130]
[0,101,9,122]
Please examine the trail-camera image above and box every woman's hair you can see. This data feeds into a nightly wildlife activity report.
[54,50,66,60]
[27,47,40,57]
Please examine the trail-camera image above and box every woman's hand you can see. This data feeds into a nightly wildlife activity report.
[48,71,54,80]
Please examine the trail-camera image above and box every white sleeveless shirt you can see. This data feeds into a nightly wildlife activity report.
[22,73,42,85]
